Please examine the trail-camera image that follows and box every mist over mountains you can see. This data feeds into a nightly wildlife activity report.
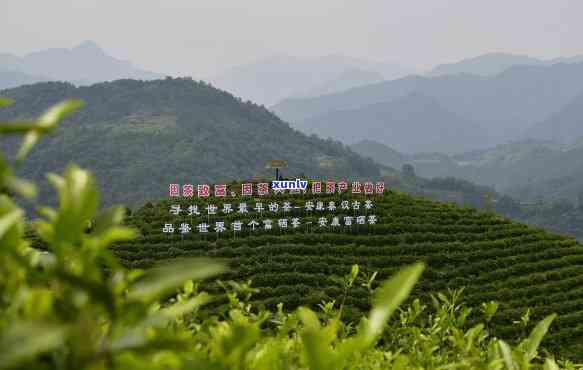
[293,68,384,98]
[2,44,583,205]
[210,52,583,107]
[0,41,163,89]
[208,54,414,106]
[525,90,583,144]
[273,61,583,148]
[297,92,490,153]
[0,69,48,90]
[429,52,583,77]
[207,50,583,203]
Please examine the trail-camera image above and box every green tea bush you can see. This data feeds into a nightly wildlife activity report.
[0,98,578,369]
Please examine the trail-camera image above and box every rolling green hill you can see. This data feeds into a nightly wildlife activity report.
[113,184,583,358]
[0,78,379,209]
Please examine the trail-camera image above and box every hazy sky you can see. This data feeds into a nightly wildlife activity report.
[2,0,582,77]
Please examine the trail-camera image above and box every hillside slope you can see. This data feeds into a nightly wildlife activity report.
[298,93,490,153]
[526,90,583,144]
[0,78,379,208]
[350,140,405,169]
[114,185,583,357]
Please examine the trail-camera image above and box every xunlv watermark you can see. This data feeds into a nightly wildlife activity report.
[272,179,308,190]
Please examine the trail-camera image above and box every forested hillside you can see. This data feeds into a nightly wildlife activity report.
[0,78,379,209]
[352,139,583,206]
[298,93,489,153]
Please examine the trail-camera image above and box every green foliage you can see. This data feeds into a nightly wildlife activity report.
[1,99,580,369]
[0,99,228,369]
[0,98,14,107]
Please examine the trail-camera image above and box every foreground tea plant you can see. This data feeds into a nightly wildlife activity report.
[0,98,578,369]
[0,99,227,369]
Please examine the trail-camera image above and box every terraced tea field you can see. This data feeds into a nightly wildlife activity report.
[113,186,583,357]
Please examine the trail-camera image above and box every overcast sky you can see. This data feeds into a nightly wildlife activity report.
[2,0,582,77]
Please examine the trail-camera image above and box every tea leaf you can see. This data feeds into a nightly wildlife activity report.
[498,340,515,370]
[525,314,556,360]
[363,262,425,346]
[129,258,226,301]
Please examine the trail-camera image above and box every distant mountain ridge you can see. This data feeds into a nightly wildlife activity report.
[298,92,490,154]
[0,41,163,87]
[272,62,583,148]
[209,54,414,106]
[429,52,583,77]
[293,68,384,98]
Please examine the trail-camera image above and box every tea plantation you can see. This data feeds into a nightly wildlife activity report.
[112,184,583,358]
